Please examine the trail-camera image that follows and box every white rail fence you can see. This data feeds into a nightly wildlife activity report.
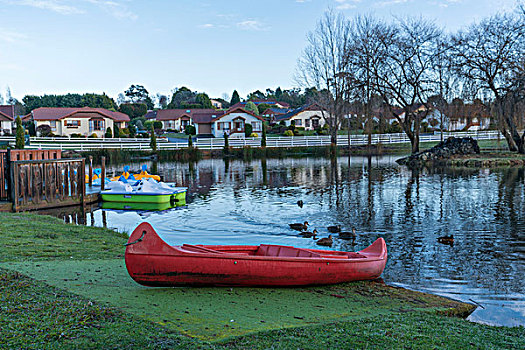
[0,130,504,151]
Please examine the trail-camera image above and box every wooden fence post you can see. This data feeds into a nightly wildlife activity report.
[88,156,93,187]
[101,156,106,191]
[10,162,18,212]
[81,158,85,206]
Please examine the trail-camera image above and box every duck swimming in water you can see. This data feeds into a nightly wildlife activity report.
[339,227,356,240]
[327,225,341,233]
[437,235,454,245]
[316,235,333,247]
[297,200,304,208]
[300,229,318,238]
[289,221,308,231]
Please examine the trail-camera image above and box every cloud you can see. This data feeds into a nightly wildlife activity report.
[199,23,214,29]
[0,28,28,43]
[334,0,361,10]
[85,0,138,20]
[237,20,267,31]
[14,0,84,15]
[376,0,409,6]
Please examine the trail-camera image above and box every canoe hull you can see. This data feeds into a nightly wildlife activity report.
[125,223,387,287]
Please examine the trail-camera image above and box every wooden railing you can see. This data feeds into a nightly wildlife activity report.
[10,159,85,212]
[0,151,7,201]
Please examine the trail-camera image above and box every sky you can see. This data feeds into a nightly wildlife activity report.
[0,0,521,103]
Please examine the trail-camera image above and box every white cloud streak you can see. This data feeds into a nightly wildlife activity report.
[0,28,28,43]
[237,20,267,31]
[14,0,84,15]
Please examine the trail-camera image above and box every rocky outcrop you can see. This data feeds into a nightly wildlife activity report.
[397,137,480,166]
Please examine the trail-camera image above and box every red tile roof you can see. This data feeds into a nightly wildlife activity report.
[0,105,15,121]
[192,110,225,124]
[28,107,130,122]
[213,107,265,122]
[154,109,218,121]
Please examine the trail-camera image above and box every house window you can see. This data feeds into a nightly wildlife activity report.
[252,122,261,132]
[65,120,80,128]
[305,119,310,127]
[234,121,243,131]
[89,119,104,132]
[312,118,319,129]
[49,121,57,132]
[295,119,302,126]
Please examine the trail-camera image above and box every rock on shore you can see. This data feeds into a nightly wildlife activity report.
[397,137,480,165]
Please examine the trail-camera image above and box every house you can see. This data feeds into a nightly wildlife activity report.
[210,99,223,109]
[273,104,329,130]
[25,107,130,137]
[0,105,15,135]
[261,107,291,121]
[192,107,264,138]
[230,100,290,110]
[150,109,217,132]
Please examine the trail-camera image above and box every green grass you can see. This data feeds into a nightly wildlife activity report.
[0,212,523,349]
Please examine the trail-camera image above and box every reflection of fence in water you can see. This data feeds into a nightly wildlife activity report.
[11,159,85,211]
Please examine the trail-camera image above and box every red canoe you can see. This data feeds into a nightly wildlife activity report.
[125,222,388,287]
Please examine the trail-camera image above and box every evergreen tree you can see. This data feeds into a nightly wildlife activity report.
[230,90,240,106]
[261,123,267,148]
[150,124,157,152]
[15,116,24,149]
[113,126,120,138]
[105,127,112,138]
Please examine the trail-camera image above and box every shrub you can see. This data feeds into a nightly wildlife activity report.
[105,127,112,138]
[36,124,52,137]
[70,133,84,138]
[283,130,294,136]
[89,133,98,138]
[250,132,258,137]
[185,124,196,135]
[244,123,253,137]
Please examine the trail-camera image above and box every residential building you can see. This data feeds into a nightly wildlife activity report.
[230,100,290,110]
[0,105,15,135]
[273,104,329,130]
[210,99,223,109]
[261,107,291,121]
[25,107,130,137]
[150,109,217,132]
[193,107,264,138]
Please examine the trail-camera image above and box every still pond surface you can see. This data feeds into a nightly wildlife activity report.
[56,156,524,327]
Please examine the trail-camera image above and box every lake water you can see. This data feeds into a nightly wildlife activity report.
[54,156,524,327]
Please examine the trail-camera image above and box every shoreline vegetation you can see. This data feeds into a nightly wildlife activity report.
[76,139,524,168]
[0,212,523,349]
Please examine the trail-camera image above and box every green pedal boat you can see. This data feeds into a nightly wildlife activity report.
[101,179,187,205]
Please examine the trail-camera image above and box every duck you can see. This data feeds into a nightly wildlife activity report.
[289,221,308,231]
[339,227,356,240]
[297,200,304,208]
[300,229,318,238]
[327,225,341,233]
[316,235,333,247]
[437,235,454,245]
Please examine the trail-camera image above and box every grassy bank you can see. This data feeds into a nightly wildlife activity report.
[0,212,522,349]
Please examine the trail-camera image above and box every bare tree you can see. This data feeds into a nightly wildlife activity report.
[451,12,525,153]
[365,17,443,154]
[296,9,352,151]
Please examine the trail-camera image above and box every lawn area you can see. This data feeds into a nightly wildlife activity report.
[0,212,523,349]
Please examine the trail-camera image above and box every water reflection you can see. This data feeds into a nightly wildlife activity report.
[56,156,524,327]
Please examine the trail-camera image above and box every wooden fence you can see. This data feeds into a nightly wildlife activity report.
[0,151,7,201]
[10,158,85,212]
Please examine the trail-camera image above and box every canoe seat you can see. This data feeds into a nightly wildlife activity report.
[256,245,321,258]
[181,244,224,254]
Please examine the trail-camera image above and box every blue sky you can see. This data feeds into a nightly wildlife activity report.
[0,0,520,103]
